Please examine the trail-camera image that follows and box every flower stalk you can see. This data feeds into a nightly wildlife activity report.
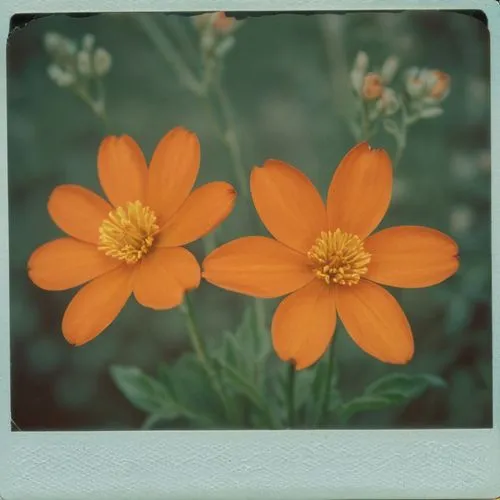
[138,12,265,339]
[180,295,234,422]
[44,31,112,129]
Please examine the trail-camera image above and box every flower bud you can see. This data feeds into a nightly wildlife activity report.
[44,32,64,53]
[93,48,112,76]
[212,12,237,33]
[380,55,399,83]
[44,32,77,57]
[362,73,384,100]
[405,67,426,98]
[427,70,450,100]
[82,33,95,52]
[47,63,76,87]
[350,51,369,93]
[77,50,92,76]
[376,87,399,115]
[192,12,236,34]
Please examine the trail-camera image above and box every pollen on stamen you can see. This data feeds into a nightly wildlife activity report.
[307,228,371,286]
[98,200,159,264]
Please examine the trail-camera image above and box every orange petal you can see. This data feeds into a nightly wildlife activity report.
[327,143,392,239]
[62,266,135,345]
[48,185,112,244]
[28,237,121,291]
[336,280,414,364]
[272,280,336,370]
[133,247,201,310]
[364,226,459,288]
[250,160,327,253]
[97,135,148,207]
[146,127,200,225]
[202,236,314,298]
[156,181,236,247]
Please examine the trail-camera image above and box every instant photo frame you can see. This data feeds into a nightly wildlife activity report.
[1,0,499,498]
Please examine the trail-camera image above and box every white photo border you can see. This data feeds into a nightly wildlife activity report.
[1,0,499,499]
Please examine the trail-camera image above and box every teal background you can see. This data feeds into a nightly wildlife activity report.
[8,11,491,430]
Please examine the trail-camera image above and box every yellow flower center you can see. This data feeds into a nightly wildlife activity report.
[307,229,371,286]
[98,201,159,264]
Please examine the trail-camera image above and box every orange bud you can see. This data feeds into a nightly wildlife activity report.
[428,70,450,99]
[362,73,384,100]
[213,12,236,33]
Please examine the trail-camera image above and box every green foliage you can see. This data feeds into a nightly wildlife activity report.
[338,372,447,423]
[111,312,448,430]
[109,366,185,417]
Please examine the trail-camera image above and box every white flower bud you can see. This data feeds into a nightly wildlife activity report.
[93,48,112,76]
[377,87,400,115]
[82,33,95,52]
[353,51,369,73]
[405,67,425,98]
[350,51,369,94]
[77,50,92,76]
[380,55,399,83]
[44,32,64,53]
[47,64,76,87]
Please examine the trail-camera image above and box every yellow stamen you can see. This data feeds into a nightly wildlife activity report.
[98,200,159,264]
[307,229,371,286]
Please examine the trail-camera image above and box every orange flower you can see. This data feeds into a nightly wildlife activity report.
[28,127,236,345]
[202,143,459,370]
[362,73,384,100]
[428,70,450,100]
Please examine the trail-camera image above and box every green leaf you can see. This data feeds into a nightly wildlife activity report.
[339,372,447,423]
[339,395,395,423]
[365,372,446,397]
[160,354,226,425]
[217,358,266,413]
[110,365,183,417]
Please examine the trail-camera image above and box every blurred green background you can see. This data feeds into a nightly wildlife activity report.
[8,11,491,430]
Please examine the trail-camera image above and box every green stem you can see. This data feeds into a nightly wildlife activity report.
[162,14,201,73]
[319,339,336,425]
[137,14,205,96]
[360,100,371,141]
[254,298,266,339]
[180,295,232,420]
[287,362,296,428]
[393,101,409,168]
[211,78,249,199]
